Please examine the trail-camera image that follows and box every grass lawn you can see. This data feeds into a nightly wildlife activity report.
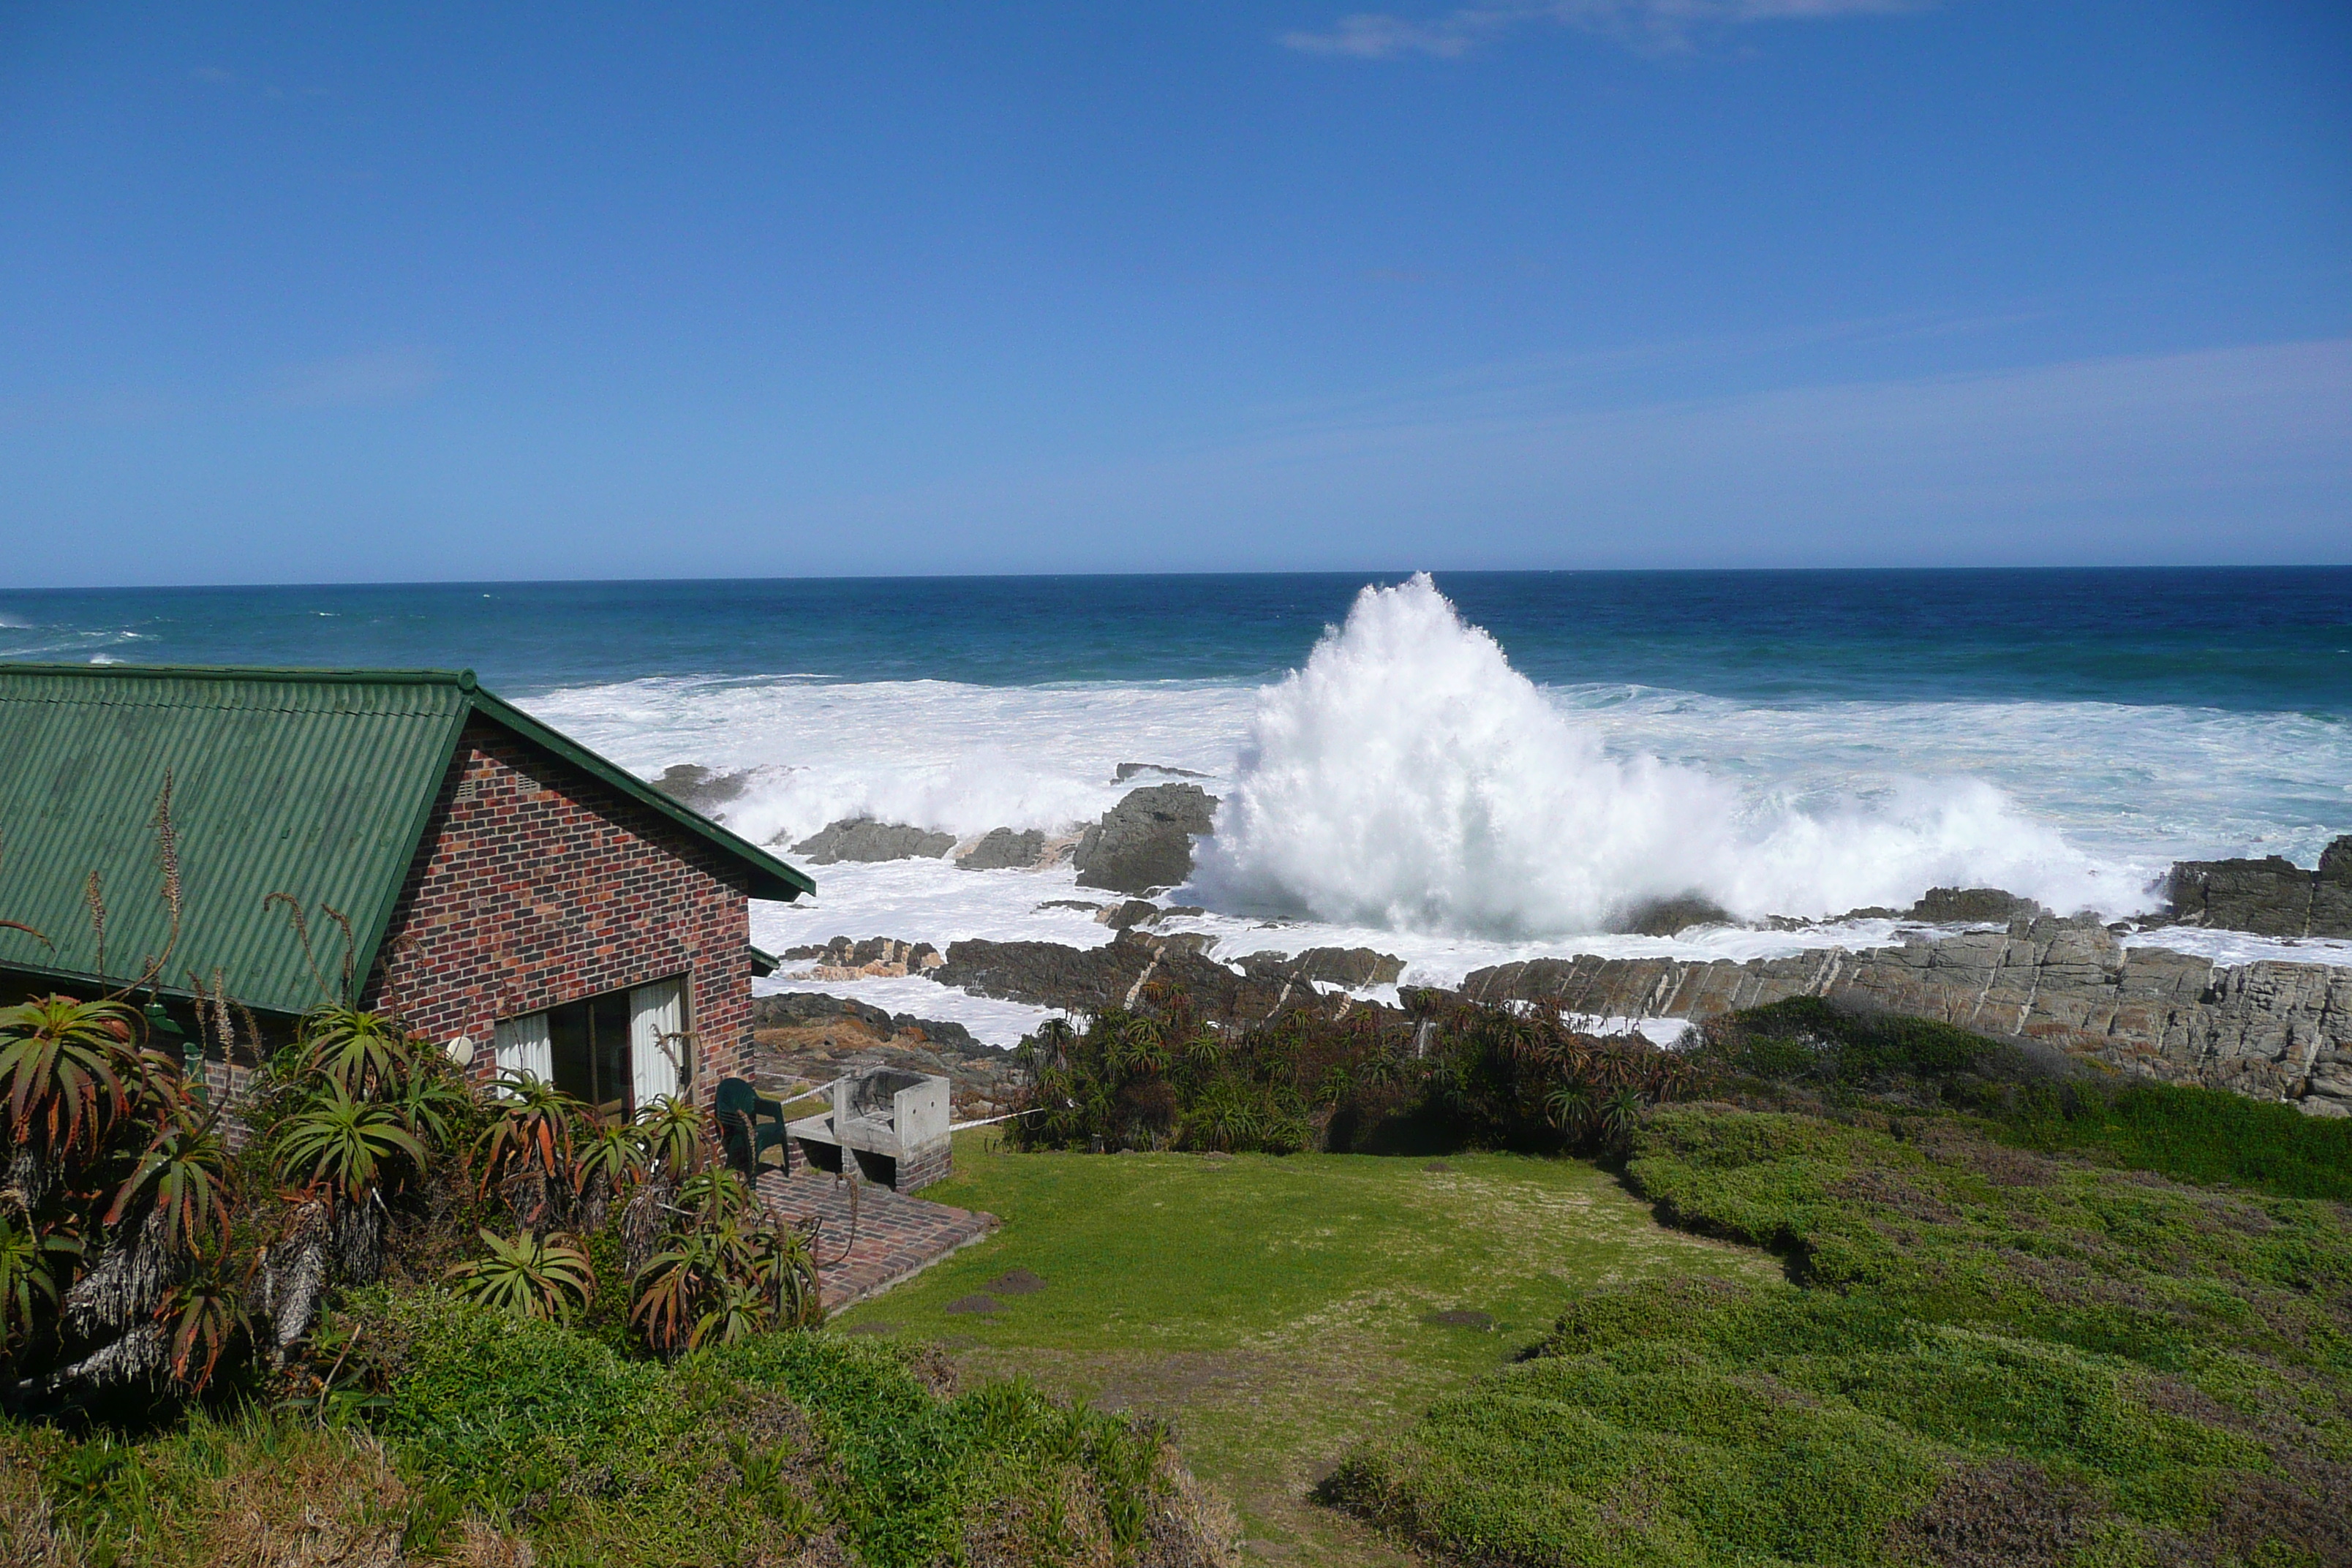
[829,1128,1783,1564]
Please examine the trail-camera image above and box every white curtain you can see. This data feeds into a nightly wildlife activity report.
[630,978,686,1109]
[492,1011,552,1088]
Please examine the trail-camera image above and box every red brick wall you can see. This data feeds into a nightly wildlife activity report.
[364,720,758,1102]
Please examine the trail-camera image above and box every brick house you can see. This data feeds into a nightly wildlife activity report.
[0,665,813,1112]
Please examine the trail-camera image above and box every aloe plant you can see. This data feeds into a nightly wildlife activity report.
[573,1116,648,1200]
[107,1106,233,1260]
[271,1079,428,1202]
[476,1074,580,1188]
[633,1094,706,1180]
[0,995,154,1158]
[298,1006,414,1098]
[629,1167,818,1354]
[158,1270,245,1390]
[0,1210,78,1349]
[448,1228,595,1322]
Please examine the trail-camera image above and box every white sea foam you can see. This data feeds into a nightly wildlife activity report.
[1195,575,2129,935]
[519,575,2352,1030]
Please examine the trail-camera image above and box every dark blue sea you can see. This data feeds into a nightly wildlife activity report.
[4,568,2346,712]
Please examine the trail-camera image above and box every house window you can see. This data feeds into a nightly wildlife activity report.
[491,976,688,1117]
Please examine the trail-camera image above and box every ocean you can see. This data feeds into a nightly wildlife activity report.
[7,569,2349,1042]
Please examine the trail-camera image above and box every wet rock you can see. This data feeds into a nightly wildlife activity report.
[2164,836,2352,938]
[1619,894,1737,936]
[1074,784,1219,895]
[928,931,1398,1024]
[2167,854,2318,937]
[1095,900,1206,931]
[790,818,957,864]
[956,827,1048,870]
[651,764,750,818]
[2314,837,2352,938]
[783,936,943,978]
[1232,947,1405,988]
[931,930,1295,1021]
[1909,887,2048,924]
[1112,762,1210,783]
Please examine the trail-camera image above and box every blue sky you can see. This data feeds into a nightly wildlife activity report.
[2,1,2347,584]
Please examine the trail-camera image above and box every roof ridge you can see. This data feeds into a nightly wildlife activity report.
[0,663,478,688]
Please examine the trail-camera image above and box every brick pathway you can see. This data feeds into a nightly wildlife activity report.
[755,1164,998,1313]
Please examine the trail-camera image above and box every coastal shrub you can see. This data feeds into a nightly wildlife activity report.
[1699,996,2352,1202]
[1327,1106,2352,1567]
[4,1289,1236,1566]
[1010,992,1695,1157]
[1692,995,2027,1092]
[1990,1077,2352,1204]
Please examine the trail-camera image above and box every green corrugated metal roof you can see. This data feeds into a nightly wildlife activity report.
[0,664,812,1016]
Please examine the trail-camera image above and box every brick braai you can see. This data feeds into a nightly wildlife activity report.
[366,721,759,1099]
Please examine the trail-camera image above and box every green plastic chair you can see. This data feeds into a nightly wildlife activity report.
[716,1077,791,1177]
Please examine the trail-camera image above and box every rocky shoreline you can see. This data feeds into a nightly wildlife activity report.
[681,769,2352,1117]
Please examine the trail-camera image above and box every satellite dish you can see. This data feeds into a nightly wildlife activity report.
[445,1034,476,1066]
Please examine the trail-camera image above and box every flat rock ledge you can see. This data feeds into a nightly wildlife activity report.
[930,930,1402,1024]
[1460,916,2352,1117]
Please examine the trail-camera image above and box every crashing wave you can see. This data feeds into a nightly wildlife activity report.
[1193,573,2125,938]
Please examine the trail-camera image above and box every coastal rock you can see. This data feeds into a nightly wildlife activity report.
[1233,947,1406,988]
[1112,762,1210,784]
[956,827,1048,870]
[1908,886,2047,924]
[748,993,1017,1116]
[2315,837,2352,937]
[929,930,1349,1022]
[651,764,749,818]
[2164,835,2352,938]
[782,936,942,978]
[790,818,957,865]
[1098,900,1205,931]
[929,932,1403,1021]
[1457,916,2352,1115]
[1618,895,1736,937]
[750,991,977,1053]
[1073,784,1219,895]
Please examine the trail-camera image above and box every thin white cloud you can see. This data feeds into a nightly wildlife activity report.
[268,348,442,410]
[1283,0,1932,59]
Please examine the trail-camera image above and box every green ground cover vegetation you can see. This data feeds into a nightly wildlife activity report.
[3,1289,1219,1567]
[1324,1001,2352,1568]
[1700,996,2352,1202]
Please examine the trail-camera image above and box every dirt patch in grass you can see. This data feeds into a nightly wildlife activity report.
[985,1268,1049,1295]
[1422,1310,1493,1330]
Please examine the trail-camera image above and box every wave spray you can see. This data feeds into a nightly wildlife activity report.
[1194,574,2119,938]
